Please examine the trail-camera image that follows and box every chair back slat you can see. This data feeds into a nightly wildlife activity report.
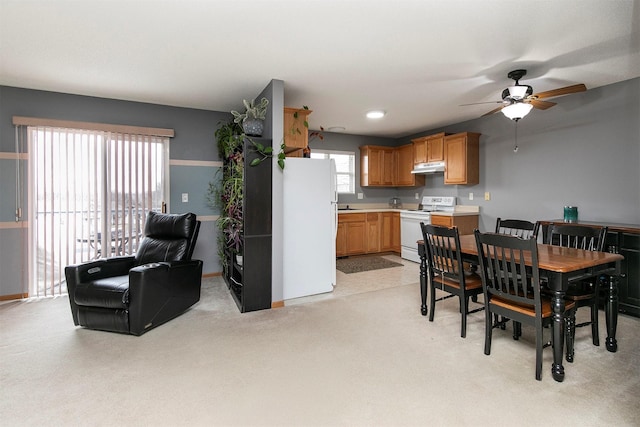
[495,218,540,239]
[421,223,464,282]
[547,224,607,252]
[475,231,541,313]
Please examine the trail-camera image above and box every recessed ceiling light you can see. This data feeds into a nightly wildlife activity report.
[327,126,346,132]
[366,110,386,119]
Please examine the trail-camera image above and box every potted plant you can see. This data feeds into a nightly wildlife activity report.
[288,106,324,157]
[231,97,269,137]
[207,120,245,276]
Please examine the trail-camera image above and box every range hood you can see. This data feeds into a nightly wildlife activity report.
[411,161,445,174]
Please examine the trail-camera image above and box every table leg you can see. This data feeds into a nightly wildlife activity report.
[551,287,566,382]
[419,244,428,316]
[605,264,620,352]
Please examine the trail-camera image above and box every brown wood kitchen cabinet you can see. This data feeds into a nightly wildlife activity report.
[360,145,394,186]
[337,212,401,257]
[412,132,447,164]
[430,214,478,235]
[366,213,381,253]
[395,144,422,186]
[360,145,423,187]
[337,213,367,256]
[283,107,312,156]
[444,132,480,185]
[381,212,401,252]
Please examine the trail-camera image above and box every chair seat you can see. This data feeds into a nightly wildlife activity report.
[433,271,483,290]
[74,275,129,309]
[491,295,576,318]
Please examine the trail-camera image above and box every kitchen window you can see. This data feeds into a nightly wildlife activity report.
[311,149,355,194]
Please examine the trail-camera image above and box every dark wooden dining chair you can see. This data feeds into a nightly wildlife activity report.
[546,224,608,352]
[494,218,542,334]
[495,218,540,239]
[474,230,576,381]
[420,223,484,338]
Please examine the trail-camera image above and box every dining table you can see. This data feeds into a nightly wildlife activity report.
[418,234,624,382]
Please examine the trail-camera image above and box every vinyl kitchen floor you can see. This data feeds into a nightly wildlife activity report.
[285,254,421,306]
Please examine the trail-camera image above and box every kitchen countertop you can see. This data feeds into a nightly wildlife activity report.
[337,205,480,216]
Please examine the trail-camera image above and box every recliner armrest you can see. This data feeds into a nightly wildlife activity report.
[64,256,137,326]
[66,256,137,284]
[127,260,203,335]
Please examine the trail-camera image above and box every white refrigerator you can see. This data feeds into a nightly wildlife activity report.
[283,158,338,300]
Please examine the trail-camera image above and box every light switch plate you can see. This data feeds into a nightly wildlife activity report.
[484,192,491,201]
[182,193,189,203]
[357,193,364,199]
[469,192,474,201]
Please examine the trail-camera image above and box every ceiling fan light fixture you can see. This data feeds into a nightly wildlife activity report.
[502,102,533,121]
[508,85,528,99]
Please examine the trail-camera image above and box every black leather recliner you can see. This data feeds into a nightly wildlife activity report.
[65,211,203,335]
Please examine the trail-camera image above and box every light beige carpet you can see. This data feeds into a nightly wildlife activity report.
[1,270,640,426]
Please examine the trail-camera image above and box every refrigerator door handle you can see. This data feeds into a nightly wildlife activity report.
[332,202,338,239]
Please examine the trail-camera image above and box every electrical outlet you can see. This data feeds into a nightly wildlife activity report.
[469,192,474,201]
[415,193,420,200]
[484,192,491,201]
[182,193,189,203]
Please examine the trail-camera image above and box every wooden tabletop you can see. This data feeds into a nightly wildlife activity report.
[456,234,624,273]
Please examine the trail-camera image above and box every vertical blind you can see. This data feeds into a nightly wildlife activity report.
[25,124,168,297]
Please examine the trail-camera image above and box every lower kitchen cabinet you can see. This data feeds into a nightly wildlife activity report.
[366,213,381,253]
[337,213,367,257]
[337,212,401,257]
[430,214,478,235]
[381,212,400,252]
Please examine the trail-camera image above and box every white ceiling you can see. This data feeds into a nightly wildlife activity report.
[1,0,638,138]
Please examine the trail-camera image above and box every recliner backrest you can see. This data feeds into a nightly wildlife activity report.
[135,211,199,265]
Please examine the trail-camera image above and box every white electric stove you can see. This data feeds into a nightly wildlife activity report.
[400,196,456,262]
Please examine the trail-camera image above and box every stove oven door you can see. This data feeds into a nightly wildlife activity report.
[400,212,430,263]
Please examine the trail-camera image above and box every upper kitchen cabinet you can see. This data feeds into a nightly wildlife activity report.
[395,143,424,186]
[444,132,480,185]
[412,132,448,164]
[360,144,424,187]
[360,145,394,186]
[283,107,312,156]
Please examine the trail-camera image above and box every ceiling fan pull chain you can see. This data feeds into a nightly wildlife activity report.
[513,121,519,153]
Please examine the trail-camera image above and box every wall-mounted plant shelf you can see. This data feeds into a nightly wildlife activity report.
[221,136,273,312]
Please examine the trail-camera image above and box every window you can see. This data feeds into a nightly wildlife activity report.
[311,149,355,194]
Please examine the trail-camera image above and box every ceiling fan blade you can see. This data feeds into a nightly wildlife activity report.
[481,105,505,117]
[528,99,557,110]
[459,101,503,106]
[532,83,587,100]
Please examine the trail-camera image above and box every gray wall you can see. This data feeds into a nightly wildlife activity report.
[315,78,640,232]
[397,78,640,231]
[0,86,227,296]
[1,77,638,298]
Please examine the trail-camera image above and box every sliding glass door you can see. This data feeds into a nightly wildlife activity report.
[28,126,168,297]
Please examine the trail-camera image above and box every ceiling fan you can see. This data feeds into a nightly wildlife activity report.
[463,69,587,121]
